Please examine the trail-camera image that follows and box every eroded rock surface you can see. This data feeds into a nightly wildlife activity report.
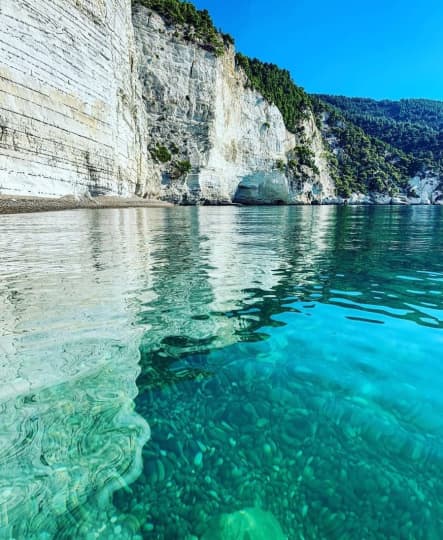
[132,6,335,204]
[1,1,440,204]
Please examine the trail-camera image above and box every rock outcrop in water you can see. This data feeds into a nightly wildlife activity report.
[202,508,286,540]
[0,0,441,203]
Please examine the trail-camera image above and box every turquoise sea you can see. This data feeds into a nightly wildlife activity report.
[0,205,442,539]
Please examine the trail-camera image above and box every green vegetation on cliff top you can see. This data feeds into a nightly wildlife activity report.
[235,54,312,132]
[230,57,414,196]
[132,0,233,55]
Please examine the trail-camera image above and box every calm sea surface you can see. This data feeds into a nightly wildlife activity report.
[0,206,442,539]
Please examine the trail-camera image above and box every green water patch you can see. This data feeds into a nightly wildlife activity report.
[0,363,149,539]
[115,299,443,539]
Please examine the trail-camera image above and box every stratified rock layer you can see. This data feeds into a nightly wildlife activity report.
[0,0,152,197]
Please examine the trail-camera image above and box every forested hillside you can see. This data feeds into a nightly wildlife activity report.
[317,96,443,174]
[232,57,413,197]
[317,96,443,129]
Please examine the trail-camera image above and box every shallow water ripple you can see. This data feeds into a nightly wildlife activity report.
[0,205,442,539]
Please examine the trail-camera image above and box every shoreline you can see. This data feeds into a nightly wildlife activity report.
[1,195,441,215]
[0,195,174,215]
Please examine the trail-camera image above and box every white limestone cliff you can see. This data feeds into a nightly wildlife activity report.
[132,5,335,204]
[1,1,439,204]
[407,175,443,204]
[0,0,154,198]
[0,0,335,203]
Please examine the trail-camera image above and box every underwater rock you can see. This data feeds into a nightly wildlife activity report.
[201,507,286,540]
[194,452,203,467]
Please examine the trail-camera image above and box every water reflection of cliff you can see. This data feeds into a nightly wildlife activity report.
[122,206,443,540]
[137,205,443,394]
[134,206,336,390]
[0,210,151,538]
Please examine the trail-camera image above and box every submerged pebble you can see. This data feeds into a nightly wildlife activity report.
[193,452,203,467]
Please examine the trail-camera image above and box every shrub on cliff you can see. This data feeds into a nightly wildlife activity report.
[151,145,172,163]
[175,160,192,175]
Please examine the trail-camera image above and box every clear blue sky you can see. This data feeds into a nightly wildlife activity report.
[193,0,443,100]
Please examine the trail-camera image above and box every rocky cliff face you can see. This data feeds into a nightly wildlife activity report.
[133,5,335,204]
[2,1,437,204]
[0,0,334,203]
[0,0,153,198]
